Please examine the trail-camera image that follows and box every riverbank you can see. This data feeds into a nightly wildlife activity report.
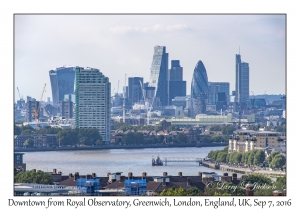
[14,142,228,152]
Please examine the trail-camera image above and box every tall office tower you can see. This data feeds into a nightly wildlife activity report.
[149,46,168,106]
[60,99,74,119]
[235,54,249,104]
[75,67,111,144]
[168,60,186,104]
[128,77,144,106]
[191,60,209,99]
[49,66,76,107]
[207,82,230,105]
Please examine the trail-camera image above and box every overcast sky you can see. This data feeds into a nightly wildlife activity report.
[14,14,285,102]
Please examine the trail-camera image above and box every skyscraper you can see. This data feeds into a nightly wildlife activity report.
[49,66,76,106]
[75,67,111,144]
[235,54,249,104]
[168,60,186,104]
[207,82,230,105]
[149,46,168,106]
[191,60,209,99]
[128,77,144,106]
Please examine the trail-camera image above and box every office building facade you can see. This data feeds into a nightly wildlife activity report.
[207,82,230,105]
[128,77,144,106]
[168,60,186,105]
[149,46,168,106]
[235,54,249,104]
[75,67,111,144]
[49,66,76,106]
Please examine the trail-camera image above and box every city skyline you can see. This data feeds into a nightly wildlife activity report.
[15,14,285,102]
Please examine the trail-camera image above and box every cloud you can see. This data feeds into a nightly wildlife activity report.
[109,24,192,34]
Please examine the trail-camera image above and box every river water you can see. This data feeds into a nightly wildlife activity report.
[23,146,231,177]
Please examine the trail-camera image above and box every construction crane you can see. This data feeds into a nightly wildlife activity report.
[17,87,23,100]
[33,83,46,129]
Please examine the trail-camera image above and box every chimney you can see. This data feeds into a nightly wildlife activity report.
[273,190,283,196]
[163,172,168,176]
[128,172,133,179]
[142,172,147,178]
[163,177,166,186]
[178,172,182,177]
[74,172,79,180]
[69,173,73,178]
[92,173,96,178]
[58,171,62,175]
[187,177,191,186]
[53,169,57,174]
[198,172,202,179]
[245,184,254,196]
[107,172,111,177]
[32,169,36,172]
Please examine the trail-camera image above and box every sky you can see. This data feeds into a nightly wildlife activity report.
[14,14,286,102]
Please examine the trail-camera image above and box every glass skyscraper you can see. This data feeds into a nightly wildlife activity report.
[149,46,168,106]
[75,67,111,144]
[128,77,144,106]
[191,60,209,99]
[49,66,76,106]
[207,82,230,105]
[168,60,186,105]
[235,54,249,103]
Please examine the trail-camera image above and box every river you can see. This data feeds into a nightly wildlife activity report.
[22,146,234,177]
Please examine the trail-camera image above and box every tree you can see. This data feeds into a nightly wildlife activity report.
[186,187,200,196]
[176,133,188,143]
[216,152,227,163]
[23,138,34,148]
[270,154,286,169]
[210,125,222,131]
[159,187,188,196]
[78,128,102,146]
[222,126,236,135]
[232,152,242,164]
[267,151,281,165]
[243,173,272,185]
[14,170,53,184]
[253,150,265,165]
[57,129,79,146]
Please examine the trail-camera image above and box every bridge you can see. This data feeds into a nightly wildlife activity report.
[163,157,203,166]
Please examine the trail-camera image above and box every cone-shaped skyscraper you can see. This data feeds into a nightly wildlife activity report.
[191,60,209,99]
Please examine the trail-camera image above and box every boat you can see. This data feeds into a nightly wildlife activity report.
[152,155,163,166]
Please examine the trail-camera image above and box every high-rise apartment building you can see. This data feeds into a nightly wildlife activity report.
[168,60,186,105]
[149,46,168,106]
[128,77,144,106]
[49,66,76,106]
[207,82,230,105]
[235,54,249,104]
[75,67,111,144]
